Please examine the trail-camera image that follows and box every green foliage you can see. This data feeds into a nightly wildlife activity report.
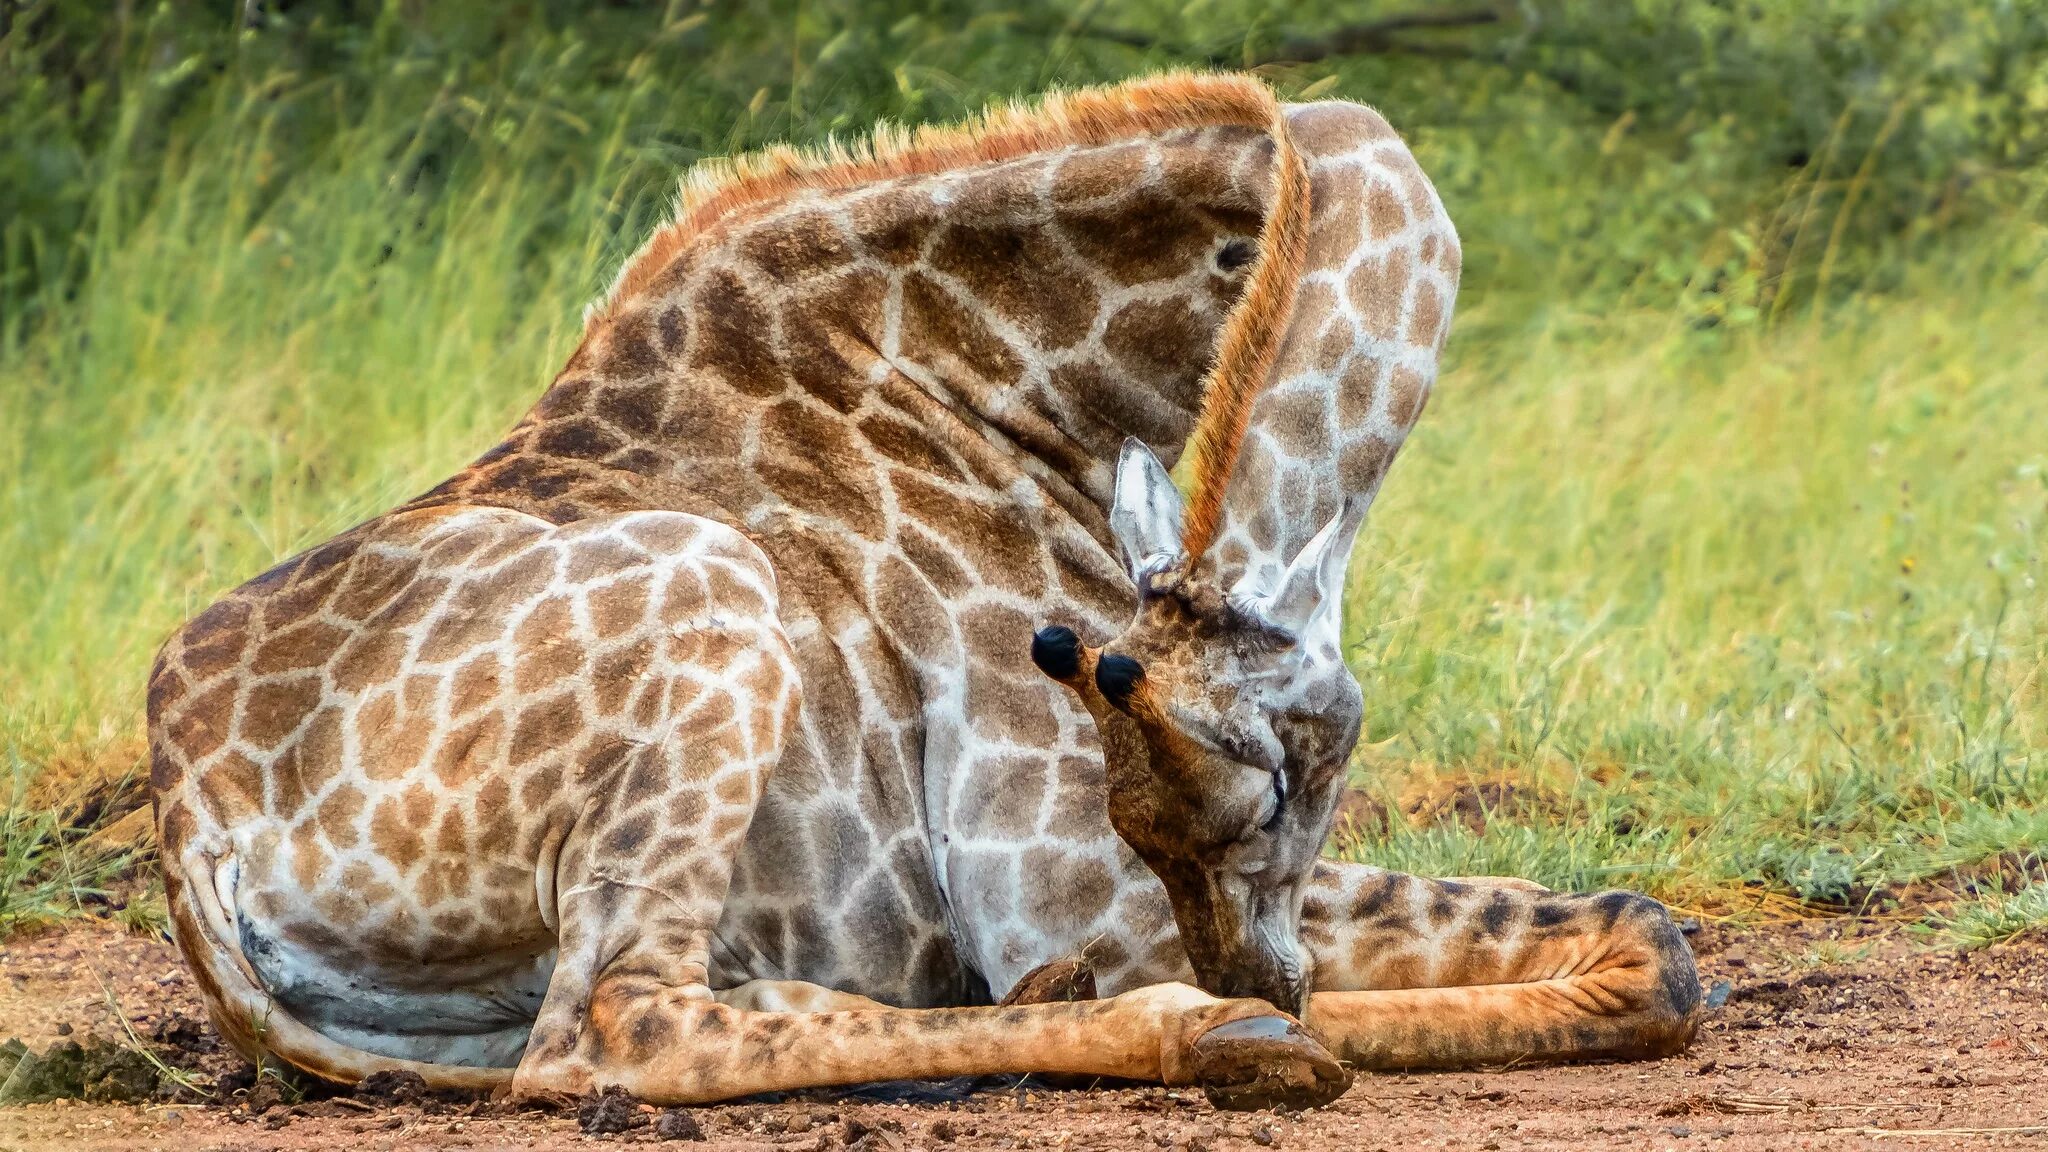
[0,759,139,933]
[1922,880,2048,951]
[0,1,2043,930]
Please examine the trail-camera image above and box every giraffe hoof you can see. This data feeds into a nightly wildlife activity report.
[1188,1015,1352,1112]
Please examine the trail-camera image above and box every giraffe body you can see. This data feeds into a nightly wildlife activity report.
[148,75,1698,1107]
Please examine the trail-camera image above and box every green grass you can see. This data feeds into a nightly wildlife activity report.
[1,3,2044,938]
[1922,881,2048,950]
[1336,246,2048,914]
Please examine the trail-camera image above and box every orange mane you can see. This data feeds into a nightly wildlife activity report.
[597,71,1312,563]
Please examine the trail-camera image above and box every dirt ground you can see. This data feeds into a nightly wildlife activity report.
[3,916,2046,1151]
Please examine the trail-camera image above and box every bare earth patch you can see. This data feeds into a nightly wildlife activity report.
[3,918,2045,1151]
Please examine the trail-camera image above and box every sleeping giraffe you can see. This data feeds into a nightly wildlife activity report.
[147,72,1699,1110]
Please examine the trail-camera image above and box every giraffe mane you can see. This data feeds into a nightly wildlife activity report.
[597,71,1311,563]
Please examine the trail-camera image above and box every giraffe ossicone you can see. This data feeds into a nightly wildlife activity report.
[147,71,1700,1111]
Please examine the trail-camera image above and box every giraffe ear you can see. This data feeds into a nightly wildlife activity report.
[1258,497,1366,643]
[1109,438,1185,584]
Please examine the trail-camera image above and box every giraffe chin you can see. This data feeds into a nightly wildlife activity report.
[1163,873,1313,1020]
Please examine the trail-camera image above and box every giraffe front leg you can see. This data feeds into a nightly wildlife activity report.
[513,963,1350,1109]
[1297,862,1701,1069]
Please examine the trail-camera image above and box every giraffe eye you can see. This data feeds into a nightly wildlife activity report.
[1216,239,1256,272]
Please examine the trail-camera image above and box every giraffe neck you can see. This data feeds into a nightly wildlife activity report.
[1198,103,1461,597]
[544,125,1279,536]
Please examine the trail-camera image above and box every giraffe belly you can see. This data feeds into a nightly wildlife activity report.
[226,822,558,1067]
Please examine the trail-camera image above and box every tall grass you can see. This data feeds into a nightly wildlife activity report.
[1339,241,2048,911]
[1,3,2043,921]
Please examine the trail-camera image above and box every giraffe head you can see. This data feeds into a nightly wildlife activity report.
[1033,439,1365,1017]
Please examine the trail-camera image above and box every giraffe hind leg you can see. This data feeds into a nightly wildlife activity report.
[1301,865,1701,1070]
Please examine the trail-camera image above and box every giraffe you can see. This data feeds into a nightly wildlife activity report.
[146,72,1700,1111]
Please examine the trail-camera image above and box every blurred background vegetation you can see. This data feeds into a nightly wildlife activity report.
[2,0,2044,936]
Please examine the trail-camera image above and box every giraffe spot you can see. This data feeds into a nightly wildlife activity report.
[893,521,975,600]
[176,600,253,682]
[275,705,346,806]
[1161,126,1267,208]
[1021,846,1115,932]
[666,788,708,830]
[317,783,365,849]
[1407,281,1445,351]
[433,710,505,789]
[701,559,771,620]
[240,673,322,749]
[736,209,856,282]
[691,267,788,397]
[289,823,329,891]
[446,653,502,720]
[784,268,889,414]
[328,628,406,698]
[591,639,655,716]
[369,796,426,872]
[164,678,235,761]
[1307,169,1366,259]
[897,272,1024,400]
[510,692,583,767]
[656,304,690,355]
[1346,247,1412,341]
[1386,366,1431,429]
[479,775,520,844]
[1364,177,1407,241]
[846,186,935,267]
[958,752,1050,838]
[599,308,667,381]
[427,908,481,949]
[1059,188,1216,286]
[1048,754,1114,832]
[1051,359,1189,454]
[513,604,585,695]
[256,543,351,623]
[592,380,666,440]
[1339,434,1397,491]
[331,548,425,624]
[927,222,1099,351]
[201,750,266,826]
[1257,388,1331,453]
[1103,296,1213,397]
[603,812,655,858]
[856,407,968,483]
[1334,354,1385,430]
[756,399,886,540]
[533,375,596,420]
[1050,140,1147,206]
[893,476,1047,600]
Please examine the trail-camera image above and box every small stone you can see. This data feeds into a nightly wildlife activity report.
[356,1069,430,1105]
[55,1023,73,1037]
[578,1085,650,1135]
[655,1108,705,1141]
[929,1119,959,1142]
[1667,1125,1693,1138]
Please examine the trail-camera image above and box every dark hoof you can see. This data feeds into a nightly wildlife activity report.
[1188,1015,1352,1112]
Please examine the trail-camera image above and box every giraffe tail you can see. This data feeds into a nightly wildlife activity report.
[162,839,515,1095]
